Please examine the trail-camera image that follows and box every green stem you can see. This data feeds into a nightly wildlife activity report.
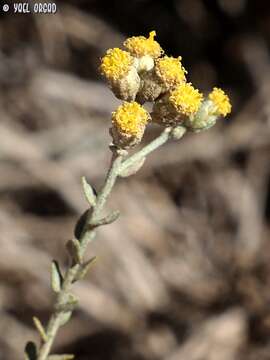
[91,153,123,223]
[37,153,123,360]
[119,127,172,174]
[36,316,61,360]
[35,126,184,360]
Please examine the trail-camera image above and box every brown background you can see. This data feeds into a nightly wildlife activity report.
[1,0,270,359]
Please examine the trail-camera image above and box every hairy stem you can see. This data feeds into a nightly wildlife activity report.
[37,153,123,360]
[119,127,173,174]
[35,126,184,360]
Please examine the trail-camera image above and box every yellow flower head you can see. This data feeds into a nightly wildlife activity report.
[155,56,187,87]
[100,48,133,81]
[112,102,149,136]
[209,87,232,117]
[169,83,203,116]
[124,31,163,58]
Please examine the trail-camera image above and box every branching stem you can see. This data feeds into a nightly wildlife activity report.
[35,126,185,360]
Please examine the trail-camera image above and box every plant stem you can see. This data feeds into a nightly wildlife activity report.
[37,153,123,360]
[119,127,173,174]
[90,152,123,224]
[36,126,185,360]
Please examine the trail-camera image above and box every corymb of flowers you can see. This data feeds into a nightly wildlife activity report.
[100,31,232,149]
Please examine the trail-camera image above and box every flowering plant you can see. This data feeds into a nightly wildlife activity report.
[25,31,231,360]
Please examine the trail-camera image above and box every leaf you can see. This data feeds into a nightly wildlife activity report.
[74,257,97,282]
[33,317,48,342]
[24,341,37,360]
[119,157,145,177]
[51,260,63,293]
[48,354,74,360]
[73,209,90,239]
[81,176,96,206]
[66,238,82,264]
[91,210,120,228]
[59,311,72,327]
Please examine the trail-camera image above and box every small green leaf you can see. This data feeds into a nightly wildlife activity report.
[59,311,72,327]
[51,260,62,293]
[82,176,96,206]
[74,209,90,239]
[74,257,97,282]
[24,341,37,360]
[90,210,120,228]
[119,157,145,177]
[33,317,48,342]
[66,238,82,264]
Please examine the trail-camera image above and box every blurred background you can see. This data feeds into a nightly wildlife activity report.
[1,0,270,359]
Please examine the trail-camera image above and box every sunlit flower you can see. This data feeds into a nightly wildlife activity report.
[100,48,133,81]
[152,83,203,126]
[124,31,163,59]
[110,102,150,148]
[155,56,187,89]
[209,87,231,117]
[100,48,140,101]
[169,83,203,116]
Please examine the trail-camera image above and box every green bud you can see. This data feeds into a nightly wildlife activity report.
[185,100,218,132]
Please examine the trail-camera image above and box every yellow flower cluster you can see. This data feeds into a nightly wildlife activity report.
[112,102,149,136]
[124,31,163,58]
[155,56,187,88]
[110,102,150,148]
[169,83,203,116]
[99,31,232,148]
[100,48,133,81]
[209,87,232,117]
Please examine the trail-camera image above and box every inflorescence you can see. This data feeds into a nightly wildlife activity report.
[100,31,232,148]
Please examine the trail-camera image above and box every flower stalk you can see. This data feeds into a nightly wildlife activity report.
[26,30,232,360]
[26,126,184,360]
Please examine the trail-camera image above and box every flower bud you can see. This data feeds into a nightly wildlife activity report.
[110,102,150,149]
[135,55,155,72]
[100,48,140,101]
[184,100,218,132]
[184,88,231,132]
